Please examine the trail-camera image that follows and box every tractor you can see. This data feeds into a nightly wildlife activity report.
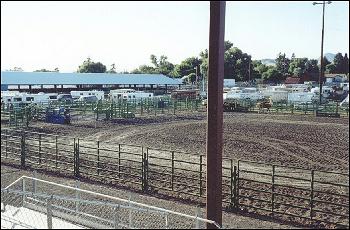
[45,107,71,124]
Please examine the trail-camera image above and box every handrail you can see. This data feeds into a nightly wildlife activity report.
[5,176,222,228]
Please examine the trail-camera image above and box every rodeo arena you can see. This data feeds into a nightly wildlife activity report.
[1,5,349,230]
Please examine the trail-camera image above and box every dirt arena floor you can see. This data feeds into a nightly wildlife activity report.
[23,112,349,173]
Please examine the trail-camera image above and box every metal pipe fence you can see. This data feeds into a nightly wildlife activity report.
[1,128,349,228]
[1,176,221,229]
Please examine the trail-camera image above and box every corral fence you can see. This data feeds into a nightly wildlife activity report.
[0,97,205,128]
[2,98,349,129]
[1,176,220,229]
[1,128,349,228]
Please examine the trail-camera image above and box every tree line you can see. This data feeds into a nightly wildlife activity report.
[7,40,349,84]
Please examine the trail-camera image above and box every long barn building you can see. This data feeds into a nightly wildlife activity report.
[1,71,182,94]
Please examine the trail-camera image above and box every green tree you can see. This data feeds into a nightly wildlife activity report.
[325,63,336,74]
[34,68,59,72]
[305,59,319,75]
[333,53,344,73]
[343,53,349,74]
[77,58,106,73]
[275,53,290,77]
[7,67,23,72]
[107,63,117,73]
[289,58,308,76]
[131,65,157,74]
[172,57,201,78]
[320,57,331,72]
[262,66,282,83]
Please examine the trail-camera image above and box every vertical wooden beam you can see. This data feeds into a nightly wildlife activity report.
[206,1,226,229]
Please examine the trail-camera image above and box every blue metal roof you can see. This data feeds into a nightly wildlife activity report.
[1,72,182,85]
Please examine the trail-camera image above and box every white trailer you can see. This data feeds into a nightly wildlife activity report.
[1,92,58,105]
[109,89,153,102]
[287,92,318,104]
[261,90,288,103]
[70,90,104,100]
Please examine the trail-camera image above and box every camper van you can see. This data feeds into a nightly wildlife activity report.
[109,89,153,102]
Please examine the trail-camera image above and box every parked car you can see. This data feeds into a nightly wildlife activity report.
[57,94,73,103]
[77,95,99,103]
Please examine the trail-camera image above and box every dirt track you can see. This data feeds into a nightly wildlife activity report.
[24,112,349,172]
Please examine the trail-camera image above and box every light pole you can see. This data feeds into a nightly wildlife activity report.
[313,1,331,104]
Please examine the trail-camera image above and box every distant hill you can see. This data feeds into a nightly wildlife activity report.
[260,59,276,66]
[324,53,336,62]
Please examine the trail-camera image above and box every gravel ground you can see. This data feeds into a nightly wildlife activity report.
[23,112,349,172]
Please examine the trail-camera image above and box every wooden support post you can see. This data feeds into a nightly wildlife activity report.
[206,1,226,228]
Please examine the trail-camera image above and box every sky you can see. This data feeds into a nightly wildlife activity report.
[1,1,349,73]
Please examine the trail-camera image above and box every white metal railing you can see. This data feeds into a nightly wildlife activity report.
[2,175,221,229]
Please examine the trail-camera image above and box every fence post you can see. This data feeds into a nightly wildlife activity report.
[236,160,240,209]
[142,146,144,191]
[5,129,8,158]
[128,195,133,229]
[271,165,275,216]
[21,132,26,168]
[38,134,42,165]
[141,98,143,116]
[171,151,175,191]
[75,180,80,213]
[97,141,100,175]
[22,177,26,206]
[142,147,149,192]
[76,139,80,177]
[113,205,119,229]
[55,136,58,168]
[233,165,237,210]
[229,159,234,209]
[73,138,76,175]
[47,195,53,229]
[310,170,314,220]
[165,213,169,229]
[195,206,201,229]
[199,155,203,196]
[33,171,37,193]
[118,144,121,178]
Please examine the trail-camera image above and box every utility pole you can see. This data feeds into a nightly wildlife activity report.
[206,1,225,229]
[313,1,332,104]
